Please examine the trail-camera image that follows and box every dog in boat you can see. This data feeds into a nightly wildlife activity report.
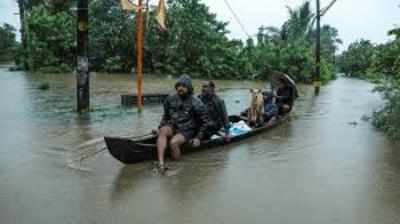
[248,88,264,126]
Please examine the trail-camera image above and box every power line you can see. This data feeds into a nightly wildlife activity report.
[320,0,338,17]
[222,0,251,39]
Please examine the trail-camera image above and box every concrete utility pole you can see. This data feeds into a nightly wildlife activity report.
[314,0,338,95]
[314,0,321,95]
[16,0,28,70]
[77,0,90,112]
[136,0,144,111]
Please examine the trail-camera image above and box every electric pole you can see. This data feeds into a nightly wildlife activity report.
[136,0,144,111]
[315,0,321,95]
[314,0,338,95]
[77,0,90,112]
[16,0,28,70]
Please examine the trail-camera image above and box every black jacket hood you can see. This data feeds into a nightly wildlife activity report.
[175,74,194,95]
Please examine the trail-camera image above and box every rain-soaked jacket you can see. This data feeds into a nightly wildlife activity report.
[198,94,230,135]
[276,85,295,113]
[160,75,209,140]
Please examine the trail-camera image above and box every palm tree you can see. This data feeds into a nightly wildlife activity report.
[285,1,315,41]
[319,25,342,63]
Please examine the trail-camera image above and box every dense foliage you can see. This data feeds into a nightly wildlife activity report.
[337,23,400,140]
[89,0,135,72]
[0,23,18,62]
[14,0,341,82]
[149,0,243,79]
[25,5,75,72]
[371,34,400,140]
[337,40,375,77]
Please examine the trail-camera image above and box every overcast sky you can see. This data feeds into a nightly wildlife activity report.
[202,0,400,51]
[1,0,399,51]
[0,0,20,30]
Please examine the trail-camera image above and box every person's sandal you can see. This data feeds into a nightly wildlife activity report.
[157,163,168,173]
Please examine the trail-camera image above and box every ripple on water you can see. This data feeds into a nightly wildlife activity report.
[3,69,400,224]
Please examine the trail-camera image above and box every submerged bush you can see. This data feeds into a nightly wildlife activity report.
[372,77,400,141]
[38,82,50,90]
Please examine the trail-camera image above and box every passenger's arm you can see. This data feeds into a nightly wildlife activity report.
[193,99,209,140]
[219,99,230,135]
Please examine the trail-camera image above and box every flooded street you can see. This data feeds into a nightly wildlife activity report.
[1,66,400,224]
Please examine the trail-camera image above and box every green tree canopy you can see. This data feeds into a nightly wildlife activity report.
[0,23,17,62]
[25,5,75,72]
[16,0,341,83]
[337,40,375,77]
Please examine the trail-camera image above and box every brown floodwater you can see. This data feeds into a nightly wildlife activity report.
[0,65,399,224]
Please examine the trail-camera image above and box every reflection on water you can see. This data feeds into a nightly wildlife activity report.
[1,67,400,224]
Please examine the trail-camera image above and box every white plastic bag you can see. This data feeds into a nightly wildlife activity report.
[229,121,252,136]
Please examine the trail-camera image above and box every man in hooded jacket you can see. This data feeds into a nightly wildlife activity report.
[156,75,209,171]
[198,81,230,140]
[275,77,296,114]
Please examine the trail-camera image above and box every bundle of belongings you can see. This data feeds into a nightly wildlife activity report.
[210,120,252,139]
[229,120,252,136]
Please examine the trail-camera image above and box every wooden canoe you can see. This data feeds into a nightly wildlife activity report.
[104,114,289,164]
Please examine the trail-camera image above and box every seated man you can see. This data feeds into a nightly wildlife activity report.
[262,91,279,122]
[275,77,295,115]
[156,75,209,171]
[198,81,230,140]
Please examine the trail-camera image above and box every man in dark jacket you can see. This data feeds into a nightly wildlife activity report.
[262,91,279,122]
[198,81,230,140]
[157,75,209,171]
[275,77,295,114]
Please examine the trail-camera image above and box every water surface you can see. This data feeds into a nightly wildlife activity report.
[0,66,399,224]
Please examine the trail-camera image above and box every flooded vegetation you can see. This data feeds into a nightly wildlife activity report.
[1,67,400,223]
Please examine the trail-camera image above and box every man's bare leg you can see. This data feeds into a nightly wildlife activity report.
[169,133,186,160]
[157,126,173,166]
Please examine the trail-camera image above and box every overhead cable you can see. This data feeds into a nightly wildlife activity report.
[222,0,251,38]
[320,0,338,17]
